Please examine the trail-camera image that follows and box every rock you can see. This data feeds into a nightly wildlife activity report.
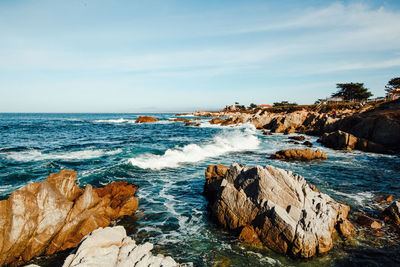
[204,164,353,258]
[374,194,393,204]
[0,170,139,266]
[382,201,400,228]
[337,218,356,238]
[185,122,200,127]
[262,130,272,135]
[302,141,313,147]
[62,226,178,267]
[270,149,327,161]
[289,136,306,141]
[209,118,225,125]
[135,116,158,123]
[171,118,191,123]
[283,127,295,135]
[318,130,358,150]
[355,214,382,229]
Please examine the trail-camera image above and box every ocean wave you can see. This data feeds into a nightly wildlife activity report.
[93,118,136,124]
[331,190,374,205]
[5,148,122,162]
[128,125,260,170]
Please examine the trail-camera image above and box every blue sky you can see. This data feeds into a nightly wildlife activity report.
[1,0,400,112]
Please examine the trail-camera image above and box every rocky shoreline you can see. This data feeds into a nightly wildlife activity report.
[185,99,400,154]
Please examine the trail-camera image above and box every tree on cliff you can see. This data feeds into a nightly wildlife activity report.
[385,77,400,92]
[273,101,297,107]
[332,83,372,102]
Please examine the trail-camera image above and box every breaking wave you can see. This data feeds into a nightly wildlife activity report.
[128,125,260,170]
[5,149,122,162]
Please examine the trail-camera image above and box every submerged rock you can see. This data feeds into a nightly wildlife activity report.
[270,148,327,161]
[382,201,400,231]
[62,226,179,267]
[0,170,139,266]
[288,136,306,141]
[135,116,159,123]
[204,164,353,258]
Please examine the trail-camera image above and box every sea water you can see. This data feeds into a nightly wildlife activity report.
[0,113,399,266]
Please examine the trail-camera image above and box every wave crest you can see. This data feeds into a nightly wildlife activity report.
[128,125,259,170]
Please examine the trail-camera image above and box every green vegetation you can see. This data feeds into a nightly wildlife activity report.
[385,77,400,92]
[248,103,258,109]
[273,101,298,107]
[332,83,372,101]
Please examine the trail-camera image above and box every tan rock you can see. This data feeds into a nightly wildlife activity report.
[355,214,382,229]
[135,116,158,123]
[209,118,224,124]
[0,170,138,266]
[204,164,352,258]
[270,149,327,161]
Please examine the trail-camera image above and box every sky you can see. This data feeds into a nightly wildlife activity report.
[0,0,400,112]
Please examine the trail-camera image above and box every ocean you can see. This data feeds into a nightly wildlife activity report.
[1,113,399,266]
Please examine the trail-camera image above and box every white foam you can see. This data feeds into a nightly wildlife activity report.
[93,118,136,124]
[6,148,122,162]
[128,125,260,170]
[332,191,374,205]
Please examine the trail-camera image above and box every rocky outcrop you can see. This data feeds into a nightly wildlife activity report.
[382,201,400,232]
[204,164,354,258]
[318,130,388,153]
[0,170,138,266]
[270,149,327,161]
[62,226,178,267]
[135,116,159,123]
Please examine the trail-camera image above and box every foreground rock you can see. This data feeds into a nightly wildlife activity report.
[135,116,159,123]
[0,170,139,266]
[63,226,179,267]
[204,164,354,258]
[270,148,327,161]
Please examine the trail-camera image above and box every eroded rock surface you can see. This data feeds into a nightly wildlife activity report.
[62,226,179,267]
[270,149,327,161]
[204,164,354,258]
[0,170,139,266]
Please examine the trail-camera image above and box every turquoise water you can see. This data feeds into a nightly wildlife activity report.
[1,113,399,266]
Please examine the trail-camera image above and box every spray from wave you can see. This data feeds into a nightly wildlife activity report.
[6,149,122,162]
[128,125,260,170]
[94,118,136,124]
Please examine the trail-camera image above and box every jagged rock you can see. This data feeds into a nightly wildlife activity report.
[289,136,306,141]
[204,164,353,258]
[62,226,178,267]
[382,201,400,230]
[318,130,358,150]
[135,116,159,123]
[319,130,389,153]
[0,170,138,266]
[355,214,382,229]
[374,194,393,204]
[270,149,327,161]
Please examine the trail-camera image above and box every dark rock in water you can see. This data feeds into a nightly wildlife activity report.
[382,201,400,231]
[0,170,139,266]
[185,121,200,127]
[135,116,158,123]
[288,136,306,141]
[302,141,313,147]
[270,148,327,161]
[318,130,389,153]
[374,194,393,204]
[204,163,354,258]
[355,214,382,229]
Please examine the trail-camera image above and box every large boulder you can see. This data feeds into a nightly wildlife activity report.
[204,164,354,258]
[135,116,159,123]
[62,226,178,267]
[0,170,139,266]
[270,149,327,161]
[319,130,389,153]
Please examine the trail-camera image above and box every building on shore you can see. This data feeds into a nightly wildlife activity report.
[257,104,272,109]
